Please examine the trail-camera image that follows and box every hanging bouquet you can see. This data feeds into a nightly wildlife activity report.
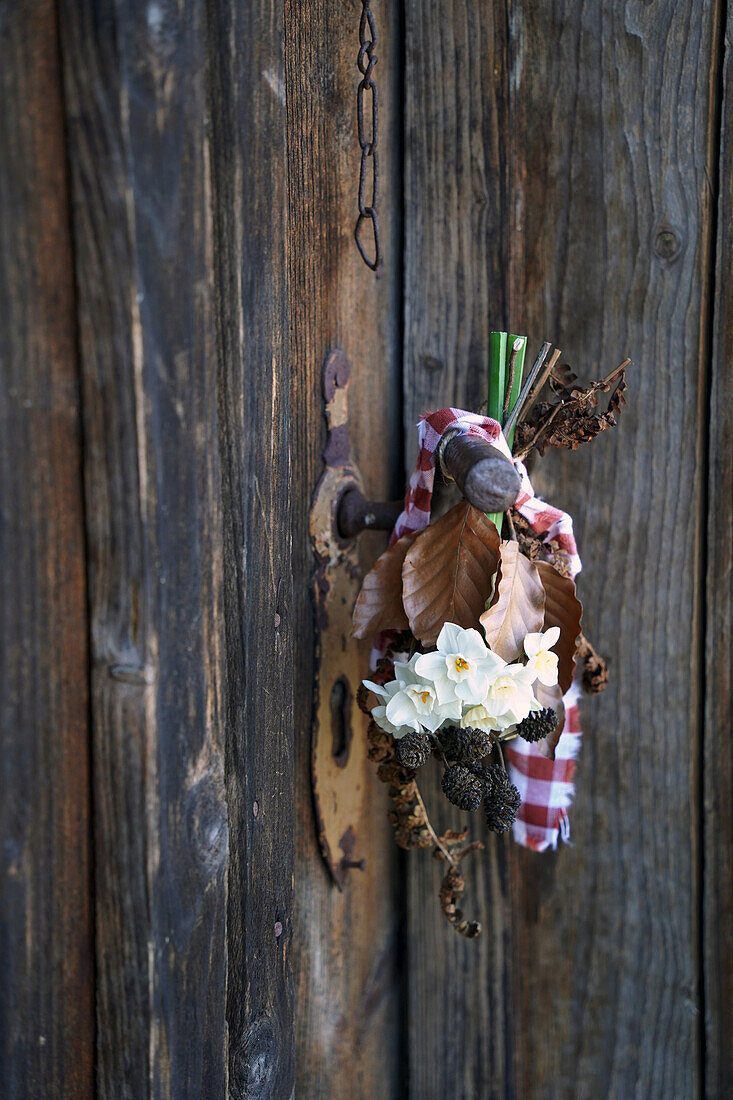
[354,335,628,936]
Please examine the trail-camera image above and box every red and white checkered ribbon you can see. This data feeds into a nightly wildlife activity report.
[382,407,582,852]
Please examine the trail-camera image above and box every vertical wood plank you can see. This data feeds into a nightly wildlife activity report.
[704,4,732,1095]
[60,3,228,1094]
[284,3,404,1096]
[403,8,517,1098]
[0,4,94,1096]
[506,4,718,1096]
[404,2,720,1096]
[207,1,296,1095]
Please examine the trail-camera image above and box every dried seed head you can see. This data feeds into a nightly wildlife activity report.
[576,634,609,694]
[356,681,372,716]
[395,730,432,770]
[438,725,493,764]
[441,764,485,812]
[516,707,558,744]
[480,763,521,834]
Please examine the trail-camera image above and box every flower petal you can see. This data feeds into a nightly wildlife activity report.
[420,710,447,733]
[460,628,489,660]
[432,675,459,706]
[436,622,464,655]
[414,651,447,680]
[435,696,462,720]
[455,671,488,704]
[385,692,420,730]
[362,678,389,698]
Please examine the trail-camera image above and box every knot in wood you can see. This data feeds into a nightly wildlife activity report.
[654,227,681,261]
[186,774,228,875]
[231,1016,279,1100]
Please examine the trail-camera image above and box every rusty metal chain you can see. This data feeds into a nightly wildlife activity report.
[355,0,382,273]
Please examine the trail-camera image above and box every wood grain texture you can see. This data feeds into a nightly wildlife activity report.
[402,8,517,1097]
[404,2,721,1096]
[0,4,94,1095]
[60,3,228,1094]
[284,3,404,1096]
[704,4,732,1096]
[207,2,296,1096]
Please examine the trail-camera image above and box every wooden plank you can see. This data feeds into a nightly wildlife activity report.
[59,3,228,1094]
[0,4,94,1096]
[284,3,404,1096]
[704,3,733,1094]
[403,2,720,1096]
[402,7,518,1098]
[207,2,296,1095]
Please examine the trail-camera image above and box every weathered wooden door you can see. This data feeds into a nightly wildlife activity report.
[2,2,732,1097]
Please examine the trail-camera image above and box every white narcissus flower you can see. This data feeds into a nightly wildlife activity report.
[414,623,505,706]
[481,663,537,727]
[363,654,461,737]
[362,676,413,738]
[462,703,517,735]
[524,626,561,687]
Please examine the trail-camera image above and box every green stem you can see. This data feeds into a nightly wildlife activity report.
[504,334,526,451]
[487,332,506,534]
[487,331,526,535]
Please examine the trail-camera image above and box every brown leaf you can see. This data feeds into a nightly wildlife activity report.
[352,532,417,639]
[534,681,565,760]
[534,561,583,694]
[516,361,629,456]
[402,503,500,646]
[479,541,546,662]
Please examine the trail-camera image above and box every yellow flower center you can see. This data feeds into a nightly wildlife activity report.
[419,691,430,704]
[455,657,470,673]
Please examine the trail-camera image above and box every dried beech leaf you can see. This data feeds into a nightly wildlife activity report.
[534,681,565,760]
[402,503,500,646]
[352,532,417,639]
[479,541,545,662]
[548,363,580,398]
[534,561,583,694]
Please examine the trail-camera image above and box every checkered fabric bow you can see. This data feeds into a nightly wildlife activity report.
[378,407,582,852]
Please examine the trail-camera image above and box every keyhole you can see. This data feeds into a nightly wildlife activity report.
[330,676,353,769]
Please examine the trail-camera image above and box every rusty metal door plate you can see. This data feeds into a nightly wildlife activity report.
[309,349,373,889]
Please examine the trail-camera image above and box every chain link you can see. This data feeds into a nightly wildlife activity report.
[355,0,382,273]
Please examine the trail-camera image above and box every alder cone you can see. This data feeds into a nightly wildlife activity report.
[401,503,500,646]
[479,540,545,662]
[534,560,583,694]
[352,531,417,639]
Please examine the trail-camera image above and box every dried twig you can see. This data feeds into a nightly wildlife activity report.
[513,347,562,429]
[516,358,630,458]
[514,402,563,461]
[503,341,553,437]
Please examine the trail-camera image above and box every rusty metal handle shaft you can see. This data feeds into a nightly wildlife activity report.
[338,490,403,539]
[441,434,520,513]
[337,434,520,539]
